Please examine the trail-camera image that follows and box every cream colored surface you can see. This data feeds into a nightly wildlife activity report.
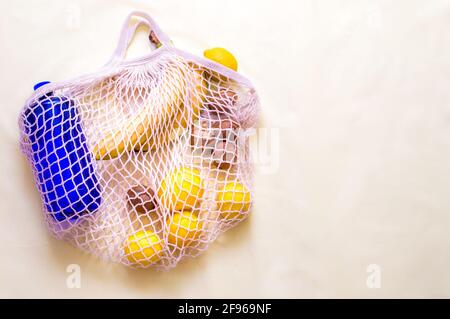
[1,0,450,298]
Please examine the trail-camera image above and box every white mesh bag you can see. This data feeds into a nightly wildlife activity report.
[19,11,259,269]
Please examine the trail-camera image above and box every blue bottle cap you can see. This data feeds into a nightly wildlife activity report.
[33,81,51,91]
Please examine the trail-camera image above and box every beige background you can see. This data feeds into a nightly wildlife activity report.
[1,0,450,298]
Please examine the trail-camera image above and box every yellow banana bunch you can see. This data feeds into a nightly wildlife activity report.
[134,66,206,153]
[174,66,205,129]
[92,62,205,160]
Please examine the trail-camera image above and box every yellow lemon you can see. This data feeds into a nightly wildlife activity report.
[204,47,238,71]
[124,230,163,267]
[216,180,251,220]
[158,167,204,211]
[166,211,203,248]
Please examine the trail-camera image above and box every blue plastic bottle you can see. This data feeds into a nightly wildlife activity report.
[25,81,102,222]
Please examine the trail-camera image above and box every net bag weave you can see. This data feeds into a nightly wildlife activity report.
[19,11,259,269]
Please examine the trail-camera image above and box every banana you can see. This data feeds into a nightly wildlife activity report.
[174,67,205,128]
[93,61,204,160]
[134,65,206,153]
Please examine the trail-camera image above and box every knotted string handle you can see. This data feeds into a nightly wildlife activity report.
[107,11,172,65]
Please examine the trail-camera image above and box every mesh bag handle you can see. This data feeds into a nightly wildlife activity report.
[107,11,172,65]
